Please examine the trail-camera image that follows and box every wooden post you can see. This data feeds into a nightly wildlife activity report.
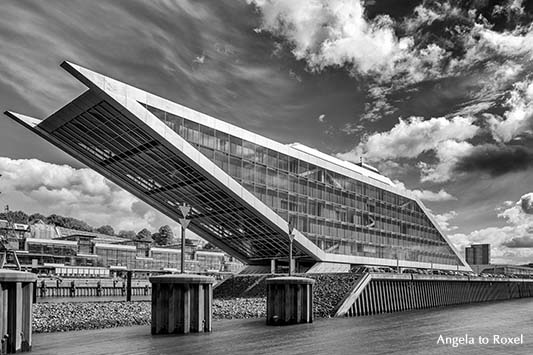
[126,271,132,302]
[266,277,315,325]
[149,274,214,335]
[178,204,191,274]
[288,222,294,276]
[0,270,36,353]
[181,226,185,273]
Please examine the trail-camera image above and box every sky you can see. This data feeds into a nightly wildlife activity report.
[0,0,532,264]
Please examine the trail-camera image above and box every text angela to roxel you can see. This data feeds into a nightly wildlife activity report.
[437,334,524,347]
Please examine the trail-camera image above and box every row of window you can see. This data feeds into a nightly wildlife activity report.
[149,105,409,202]
[146,105,461,265]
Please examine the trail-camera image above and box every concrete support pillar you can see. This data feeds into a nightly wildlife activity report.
[0,270,36,354]
[266,277,314,325]
[149,274,214,335]
[270,259,276,274]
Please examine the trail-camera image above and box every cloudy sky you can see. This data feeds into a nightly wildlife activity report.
[1,0,532,264]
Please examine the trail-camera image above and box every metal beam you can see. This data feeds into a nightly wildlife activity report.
[101,140,159,167]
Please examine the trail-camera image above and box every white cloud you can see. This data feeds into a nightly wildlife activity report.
[402,2,463,33]
[288,69,302,82]
[249,0,533,124]
[338,115,479,182]
[341,123,365,135]
[248,0,447,87]
[475,25,533,59]
[393,180,456,202]
[447,23,533,75]
[452,61,523,117]
[448,194,533,264]
[0,157,180,234]
[193,55,206,64]
[418,140,474,183]
[503,200,515,207]
[345,116,478,161]
[338,116,480,182]
[488,77,533,142]
[433,210,458,232]
[361,86,398,121]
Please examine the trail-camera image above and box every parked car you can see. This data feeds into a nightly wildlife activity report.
[401,268,418,274]
[378,266,395,273]
[351,265,382,274]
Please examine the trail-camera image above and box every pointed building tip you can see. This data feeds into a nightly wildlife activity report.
[60,60,82,71]
[58,60,109,93]
[4,111,43,128]
[60,60,82,75]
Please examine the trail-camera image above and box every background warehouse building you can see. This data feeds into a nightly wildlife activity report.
[5,62,471,274]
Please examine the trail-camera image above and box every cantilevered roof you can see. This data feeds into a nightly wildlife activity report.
[5,61,326,264]
[4,61,470,271]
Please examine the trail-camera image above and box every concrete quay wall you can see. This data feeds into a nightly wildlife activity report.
[336,273,533,317]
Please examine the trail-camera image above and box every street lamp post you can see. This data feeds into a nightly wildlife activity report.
[178,204,191,274]
[288,222,294,276]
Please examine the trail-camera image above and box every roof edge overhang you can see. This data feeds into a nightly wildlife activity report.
[60,61,467,269]
[5,110,253,263]
[5,62,327,263]
[59,61,326,262]
[4,61,469,270]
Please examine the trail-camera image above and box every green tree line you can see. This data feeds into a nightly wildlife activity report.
[0,210,175,246]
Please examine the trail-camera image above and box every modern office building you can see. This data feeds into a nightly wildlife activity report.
[5,62,470,272]
[465,244,490,265]
[1,220,240,274]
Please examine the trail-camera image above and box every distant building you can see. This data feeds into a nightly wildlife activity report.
[465,244,490,265]
[0,218,244,275]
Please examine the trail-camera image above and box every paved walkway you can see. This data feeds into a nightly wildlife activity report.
[32,298,533,355]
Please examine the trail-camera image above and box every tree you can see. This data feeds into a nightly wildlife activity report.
[152,225,174,246]
[45,214,93,231]
[151,232,161,245]
[118,230,136,239]
[65,217,93,232]
[136,228,152,241]
[0,210,29,224]
[96,225,115,236]
[28,213,46,223]
[45,214,66,227]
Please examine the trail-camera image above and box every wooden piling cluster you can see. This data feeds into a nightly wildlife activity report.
[149,274,214,335]
[266,277,315,325]
[336,273,533,317]
[0,270,36,354]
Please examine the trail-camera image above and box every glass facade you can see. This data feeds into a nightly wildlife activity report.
[27,240,78,256]
[146,105,461,266]
[195,251,225,272]
[94,245,137,269]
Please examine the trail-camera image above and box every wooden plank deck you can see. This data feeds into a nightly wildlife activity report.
[32,298,533,355]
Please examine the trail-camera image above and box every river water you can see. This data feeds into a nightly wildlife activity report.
[34,297,533,355]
